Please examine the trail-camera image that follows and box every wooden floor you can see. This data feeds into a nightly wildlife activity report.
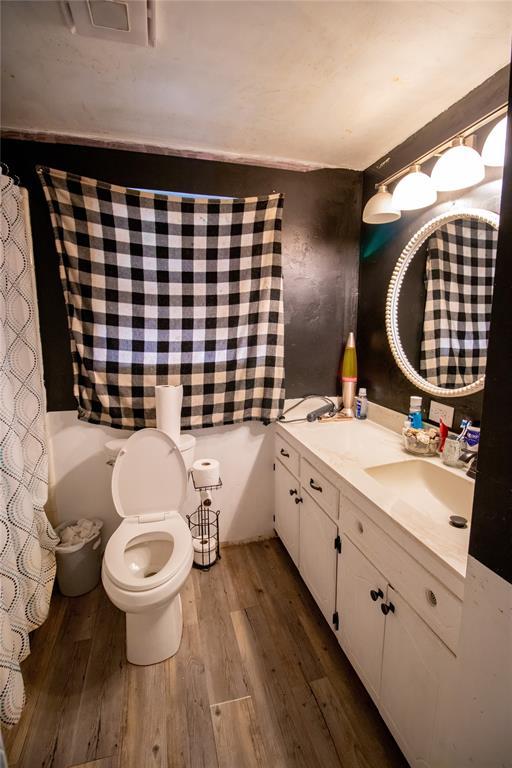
[3,539,407,768]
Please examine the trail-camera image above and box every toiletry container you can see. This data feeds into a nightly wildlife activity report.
[464,424,480,452]
[355,388,368,420]
[409,395,423,429]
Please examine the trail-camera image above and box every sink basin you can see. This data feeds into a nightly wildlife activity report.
[365,460,474,525]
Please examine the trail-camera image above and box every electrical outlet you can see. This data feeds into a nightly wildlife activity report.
[428,401,454,428]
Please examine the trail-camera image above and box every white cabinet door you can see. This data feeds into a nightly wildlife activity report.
[299,491,338,625]
[337,536,387,703]
[274,459,301,566]
[379,586,453,768]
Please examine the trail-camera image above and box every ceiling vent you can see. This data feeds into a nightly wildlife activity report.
[60,0,155,47]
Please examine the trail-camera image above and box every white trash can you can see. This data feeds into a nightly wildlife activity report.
[54,518,104,597]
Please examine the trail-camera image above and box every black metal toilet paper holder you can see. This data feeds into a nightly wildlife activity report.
[187,477,222,570]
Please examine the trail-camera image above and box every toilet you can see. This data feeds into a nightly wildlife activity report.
[102,428,195,665]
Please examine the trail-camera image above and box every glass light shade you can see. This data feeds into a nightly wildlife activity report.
[482,117,507,167]
[431,138,485,191]
[362,185,401,224]
[391,165,437,211]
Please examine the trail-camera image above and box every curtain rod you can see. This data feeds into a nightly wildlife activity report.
[377,102,508,190]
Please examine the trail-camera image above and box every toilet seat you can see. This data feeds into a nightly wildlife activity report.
[103,514,192,592]
[104,428,192,592]
[111,428,188,519]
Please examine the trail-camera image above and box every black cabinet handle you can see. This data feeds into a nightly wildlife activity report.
[381,601,395,616]
[370,588,384,602]
[280,448,290,458]
[309,479,323,492]
[295,497,303,505]
[289,488,298,496]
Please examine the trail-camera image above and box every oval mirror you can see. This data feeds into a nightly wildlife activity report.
[386,208,499,397]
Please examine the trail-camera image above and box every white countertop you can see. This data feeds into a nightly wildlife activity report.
[277,416,474,585]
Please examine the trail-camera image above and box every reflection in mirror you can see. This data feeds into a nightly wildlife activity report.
[387,209,499,397]
[420,219,497,387]
[398,219,498,387]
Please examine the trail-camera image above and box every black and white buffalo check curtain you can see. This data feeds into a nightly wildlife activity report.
[420,219,497,387]
[38,167,285,430]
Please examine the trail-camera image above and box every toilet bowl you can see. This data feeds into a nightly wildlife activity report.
[102,428,194,665]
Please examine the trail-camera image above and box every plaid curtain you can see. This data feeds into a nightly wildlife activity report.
[420,219,497,387]
[38,167,285,430]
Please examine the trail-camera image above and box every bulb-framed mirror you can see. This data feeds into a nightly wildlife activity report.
[386,207,499,398]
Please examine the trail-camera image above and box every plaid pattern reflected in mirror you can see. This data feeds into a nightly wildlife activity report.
[420,218,497,388]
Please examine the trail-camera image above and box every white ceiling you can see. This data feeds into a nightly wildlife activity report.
[1,1,511,170]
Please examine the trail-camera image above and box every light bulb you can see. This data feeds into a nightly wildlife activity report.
[431,137,485,191]
[482,117,507,167]
[391,165,437,211]
[362,184,401,224]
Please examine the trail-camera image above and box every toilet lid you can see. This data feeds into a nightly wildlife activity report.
[112,428,188,518]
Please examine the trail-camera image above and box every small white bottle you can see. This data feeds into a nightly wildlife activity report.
[355,388,368,420]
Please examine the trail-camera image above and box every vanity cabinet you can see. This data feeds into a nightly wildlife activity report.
[337,536,452,767]
[275,438,339,625]
[274,426,462,768]
[337,536,386,702]
[274,458,300,566]
[299,490,338,624]
[379,586,452,768]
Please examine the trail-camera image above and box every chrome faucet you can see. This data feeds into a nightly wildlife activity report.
[459,450,478,479]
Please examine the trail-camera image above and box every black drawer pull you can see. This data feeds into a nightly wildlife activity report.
[370,588,384,602]
[295,496,303,505]
[381,601,395,616]
[289,488,298,496]
[309,479,323,492]
[426,589,437,607]
[280,448,290,458]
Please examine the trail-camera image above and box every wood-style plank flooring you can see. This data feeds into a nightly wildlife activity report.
[3,539,407,768]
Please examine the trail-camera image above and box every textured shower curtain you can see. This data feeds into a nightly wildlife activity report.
[0,174,58,727]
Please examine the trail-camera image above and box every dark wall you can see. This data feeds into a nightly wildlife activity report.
[1,139,362,411]
[470,81,512,585]
[357,66,509,427]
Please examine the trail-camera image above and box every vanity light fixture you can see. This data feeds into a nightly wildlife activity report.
[430,136,485,192]
[362,184,401,224]
[391,165,437,211]
[482,116,508,167]
[363,102,507,224]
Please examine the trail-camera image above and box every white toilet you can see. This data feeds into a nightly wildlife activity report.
[102,428,196,665]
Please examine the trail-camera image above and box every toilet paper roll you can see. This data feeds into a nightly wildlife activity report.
[155,384,183,444]
[192,458,220,488]
[192,536,217,567]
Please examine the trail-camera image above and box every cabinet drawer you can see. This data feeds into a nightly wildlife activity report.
[301,458,339,521]
[275,434,300,478]
[340,496,462,653]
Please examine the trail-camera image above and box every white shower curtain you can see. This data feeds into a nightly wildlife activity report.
[0,173,58,727]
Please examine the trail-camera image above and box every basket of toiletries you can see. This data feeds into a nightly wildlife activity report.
[402,426,440,456]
